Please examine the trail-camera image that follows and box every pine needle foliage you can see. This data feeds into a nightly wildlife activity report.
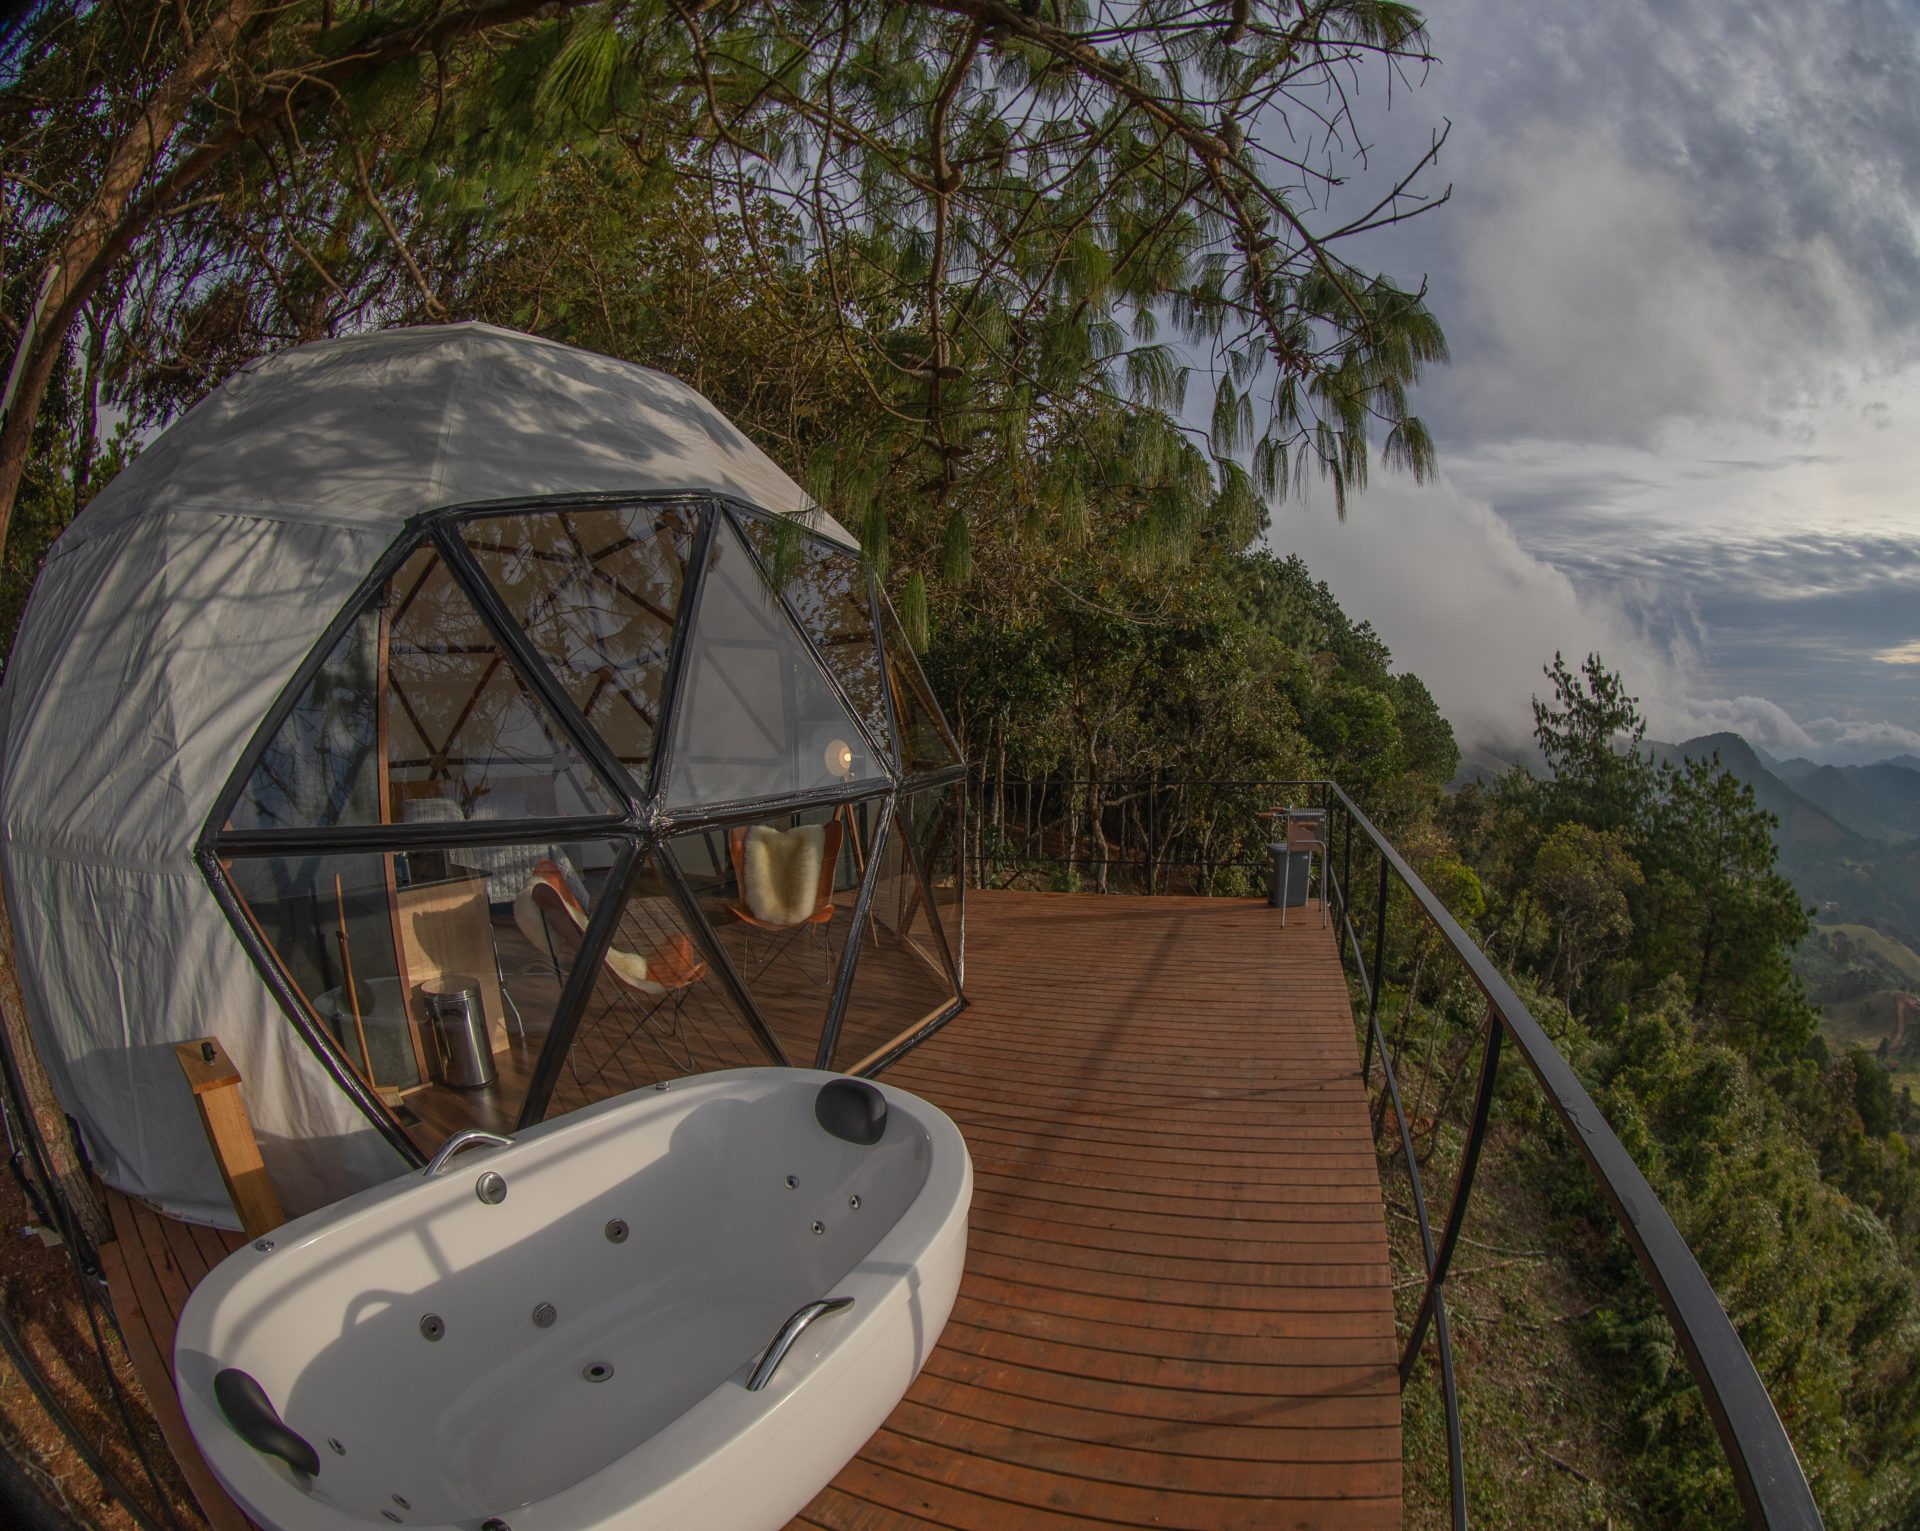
[4,0,1451,575]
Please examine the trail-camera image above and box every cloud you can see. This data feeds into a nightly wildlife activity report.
[1805,718,1920,757]
[1663,696,1817,754]
[1260,0,1920,764]
[1350,0,1920,448]
[1266,474,1688,750]
[1443,129,1859,443]
[1265,469,1920,765]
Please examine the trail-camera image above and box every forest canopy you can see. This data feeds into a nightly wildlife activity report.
[1,0,1449,628]
[6,4,1919,1527]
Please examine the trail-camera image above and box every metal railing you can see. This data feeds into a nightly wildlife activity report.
[973,771,1822,1529]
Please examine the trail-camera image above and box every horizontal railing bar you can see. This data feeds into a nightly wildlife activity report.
[1318,782,1820,1530]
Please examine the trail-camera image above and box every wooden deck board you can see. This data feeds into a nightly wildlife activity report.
[99,1188,253,1531]
[92,889,1394,1529]
[794,890,1398,1527]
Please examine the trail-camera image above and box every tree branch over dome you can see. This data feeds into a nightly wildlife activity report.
[2,0,1449,570]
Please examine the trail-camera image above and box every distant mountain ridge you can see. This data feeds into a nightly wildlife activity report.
[1660,735,1920,844]
[1453,729,1920,947]
[1651,733,1920,947]
[1654,733,1867,848]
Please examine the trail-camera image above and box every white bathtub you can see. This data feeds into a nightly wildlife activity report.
[173,1068,971,1531]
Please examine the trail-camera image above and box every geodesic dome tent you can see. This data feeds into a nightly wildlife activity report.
[0,323,965,1227]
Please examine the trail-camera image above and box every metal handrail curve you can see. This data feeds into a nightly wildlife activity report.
[1315,780,1820,1529]
[421,1128,513,1177]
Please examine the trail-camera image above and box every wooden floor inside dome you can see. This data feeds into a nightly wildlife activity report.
[101,889,1400,1530]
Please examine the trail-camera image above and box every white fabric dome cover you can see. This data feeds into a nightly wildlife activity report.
[0,324,858,1223]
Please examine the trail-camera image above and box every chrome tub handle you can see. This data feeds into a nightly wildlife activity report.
[746,1297,855,1391]
[422,1129,513,1177]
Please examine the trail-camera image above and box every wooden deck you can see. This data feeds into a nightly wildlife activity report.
[100,889,1397,1529]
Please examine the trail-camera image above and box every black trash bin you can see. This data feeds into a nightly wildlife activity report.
[1266,843,1312,908]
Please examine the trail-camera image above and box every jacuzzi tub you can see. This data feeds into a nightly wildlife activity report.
[173,1069,971,1530]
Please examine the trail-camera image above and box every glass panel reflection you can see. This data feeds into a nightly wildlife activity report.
[904,779,964,976]
[540,857,775,1114]
[875,593,961,776]
[228,544,620,832]
[735,510,891,761]
[224,836,622,1149]
[663,801,877,1065]
[828,816,958,1072]
[462,504,697,794]
[665,517,879,808]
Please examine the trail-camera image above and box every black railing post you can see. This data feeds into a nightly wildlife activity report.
[1343,805,1354,915]
[1363,849,1389,1087]
[1147,770,1157,897]
[1404,1008,1504,1382]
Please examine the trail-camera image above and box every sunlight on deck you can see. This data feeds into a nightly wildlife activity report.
[794,890,1398,1530]
[100,888,1396,1531]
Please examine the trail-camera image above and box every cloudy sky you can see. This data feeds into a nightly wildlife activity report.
[1257,0,1920,761]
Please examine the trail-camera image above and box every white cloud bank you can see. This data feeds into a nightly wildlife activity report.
[1662,697,1818,755]
[1265,474,1693,750]
[1448,128,1873,444]
[1267,471,1920,765]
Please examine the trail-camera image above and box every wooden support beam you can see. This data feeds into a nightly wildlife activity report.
[174,1038,284,1240]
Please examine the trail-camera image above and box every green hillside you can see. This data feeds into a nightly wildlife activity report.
[1812,922,1920,987]
[1798,922,1920,1089]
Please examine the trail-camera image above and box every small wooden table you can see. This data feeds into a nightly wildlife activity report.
[393,870,508,1055]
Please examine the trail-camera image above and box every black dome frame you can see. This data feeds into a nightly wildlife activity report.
[195,490,967,1166]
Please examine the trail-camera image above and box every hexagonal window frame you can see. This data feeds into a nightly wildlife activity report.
[199,493,966,1164]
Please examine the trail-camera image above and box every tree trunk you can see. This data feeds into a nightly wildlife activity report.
[0,879,109,1245]
[1086,733,1107,894]
[0,0,270,540]
[71,307,104,505]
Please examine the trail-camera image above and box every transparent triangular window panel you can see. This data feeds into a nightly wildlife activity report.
[227,544,621,832]
[903,779,964,981]
[664,516,882,809]
[735,510,892,761]
[876,594,961,776]
[542,852,777,1117]
[461,504,698,796]
[222,834,623,1149]
[827,814,959,1073]
[660,803,872,1066]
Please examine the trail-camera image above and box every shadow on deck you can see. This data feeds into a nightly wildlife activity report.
[100,889,1398,1530]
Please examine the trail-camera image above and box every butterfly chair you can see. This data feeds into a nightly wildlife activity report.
[724,820,846,986]
[513,861,709,1078]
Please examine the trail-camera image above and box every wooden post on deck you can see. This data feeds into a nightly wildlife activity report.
[175,1037,284,1240]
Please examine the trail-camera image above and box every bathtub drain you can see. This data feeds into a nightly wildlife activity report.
[583,1361,614,1383]
[532,1302,557,1328]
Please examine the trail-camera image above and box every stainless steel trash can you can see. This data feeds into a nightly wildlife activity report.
[423,977,495,1089]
